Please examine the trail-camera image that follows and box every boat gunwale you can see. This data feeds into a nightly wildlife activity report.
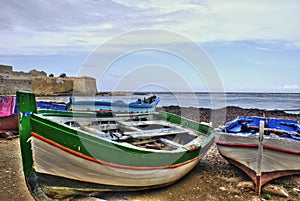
[30,112,209,154]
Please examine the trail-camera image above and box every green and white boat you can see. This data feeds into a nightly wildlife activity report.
[17,91,214,200]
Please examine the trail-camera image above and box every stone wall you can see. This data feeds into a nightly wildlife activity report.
[0,78,32,95]
[0,65,46,79]
[0,65,13,74]
[73,76,97,95]
[32,76,97,95]
[32,77,75,95]
[0,64,97,95]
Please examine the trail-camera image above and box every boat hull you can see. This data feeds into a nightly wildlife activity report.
[71,97,160,113]
[31,135,200,187]
[72,104,157,113]
[0,114,18,134]
[215,132,300,188]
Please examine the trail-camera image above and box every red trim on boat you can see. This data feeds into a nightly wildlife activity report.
[263,145,300,155]
[31,132,200,170]
[216,141,300,155]
[216,141,258,147]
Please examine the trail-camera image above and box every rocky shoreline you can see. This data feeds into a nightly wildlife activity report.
[0,106,299,201]
[160,105,300,127]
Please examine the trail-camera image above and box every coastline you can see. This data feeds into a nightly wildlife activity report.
[159,106,300,127]
[0,106,299,201]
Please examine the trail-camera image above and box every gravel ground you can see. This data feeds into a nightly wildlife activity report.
[0,106,299,201]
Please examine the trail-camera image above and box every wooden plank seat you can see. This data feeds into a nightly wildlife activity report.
[122,128,188,139]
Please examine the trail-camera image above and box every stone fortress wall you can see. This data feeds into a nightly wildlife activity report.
[0,64,97,95]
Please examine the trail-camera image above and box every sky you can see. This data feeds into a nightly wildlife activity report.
[1,0,300,92]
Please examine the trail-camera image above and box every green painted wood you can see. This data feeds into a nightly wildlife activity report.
[17,90,37,176]
[158,112,212,135]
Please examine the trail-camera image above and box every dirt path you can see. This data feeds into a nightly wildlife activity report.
[0,139,34,201]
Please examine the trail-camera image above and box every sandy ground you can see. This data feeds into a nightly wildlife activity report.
[0,106,300,201]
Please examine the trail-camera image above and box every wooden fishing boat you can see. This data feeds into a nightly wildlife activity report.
[215,116,300,195]
[0,96,18,138]
[69,95,160,113]
[0,114,18,138]
[36,95,160,113]
[17,91,214,200]
[37,100,70,111]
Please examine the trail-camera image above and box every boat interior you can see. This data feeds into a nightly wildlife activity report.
[222,116,300,140]
[42,114,206,151]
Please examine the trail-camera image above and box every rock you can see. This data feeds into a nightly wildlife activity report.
[293,187,300,193]
[249,196,260,201]
[237,181,255,191]
[73,196,107,201]
[219,186,227,191]
[219,176,243,183]
[262,184,289,198]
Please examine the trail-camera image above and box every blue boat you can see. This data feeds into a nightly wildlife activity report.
[69,95,160,113]
[215,116,300,195]
[37,101,70,111]
[221,116,300,140]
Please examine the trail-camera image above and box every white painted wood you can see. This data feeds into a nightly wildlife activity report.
[31,137,199,187]
[215,131,300,173]
[256,120,264,177]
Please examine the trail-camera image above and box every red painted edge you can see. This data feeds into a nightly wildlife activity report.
[31,132,200,170]
[216,141,258,147]
[263,145,300,155]
[216,141,300,155]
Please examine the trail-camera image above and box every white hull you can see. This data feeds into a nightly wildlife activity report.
[215,133,300,174]
[31,136,199,187]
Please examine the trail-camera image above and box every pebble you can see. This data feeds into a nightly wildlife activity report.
[262,184,289,198]
[220,176,243,183]
[236,181,255,191]
[292,187,300,193]
[73,196,108,201]
[219,186,227,191]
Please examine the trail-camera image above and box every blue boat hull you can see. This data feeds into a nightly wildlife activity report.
[70,96,160,113]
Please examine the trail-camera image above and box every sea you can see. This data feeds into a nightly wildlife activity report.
[42,92,300,113]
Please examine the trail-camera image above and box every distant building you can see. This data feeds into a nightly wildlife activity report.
[0,64,97,95]
[0,64,47,79]
[32,76,97,95]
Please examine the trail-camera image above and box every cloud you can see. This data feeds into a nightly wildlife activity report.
[282,84,299,90]
[0,0,300,55]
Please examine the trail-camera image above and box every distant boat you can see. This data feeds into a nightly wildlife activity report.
[37,100,69,111]
[0,96,18,138]
[17,90,214,200]
[69,95,160,113]
[37,95,160,113]
[215,116,300,195]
